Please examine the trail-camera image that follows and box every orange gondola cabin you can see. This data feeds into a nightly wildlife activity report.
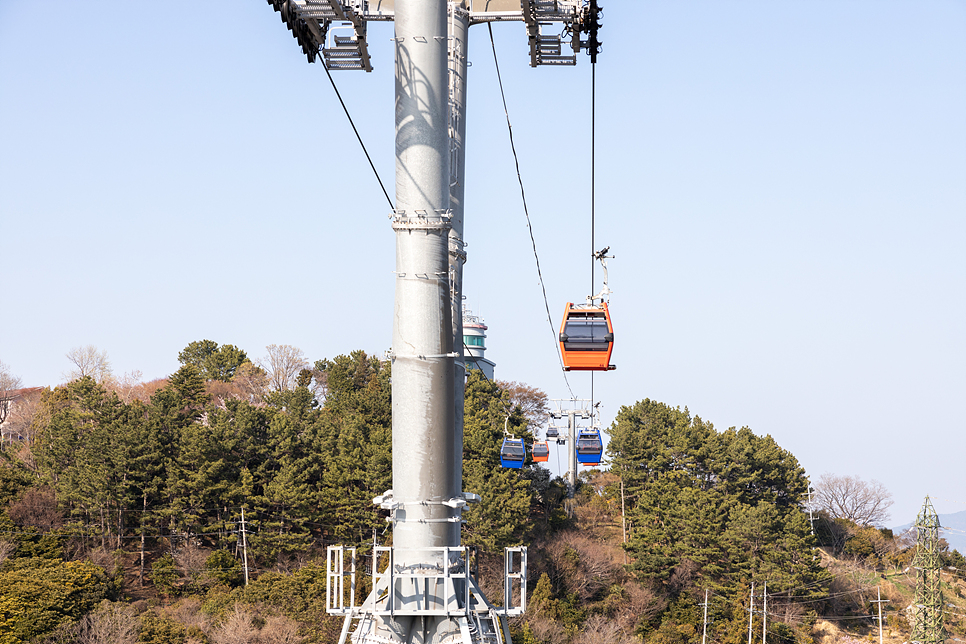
[531,441,550,463]
[558,302,615,371]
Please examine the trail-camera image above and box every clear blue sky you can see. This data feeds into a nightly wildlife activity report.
[1,1,963,528]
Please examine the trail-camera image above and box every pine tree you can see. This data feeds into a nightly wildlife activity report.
[461,372,533,550]
[608,398,827,604]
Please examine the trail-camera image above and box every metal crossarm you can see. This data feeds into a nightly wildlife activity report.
[521,0,578,66]
[279,0,372,71]
[274,0,594,69]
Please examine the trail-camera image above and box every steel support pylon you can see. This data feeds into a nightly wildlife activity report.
[911,496,947,644]
[549,400,592,496]
[289,1,595,640]
[343,2,508,641]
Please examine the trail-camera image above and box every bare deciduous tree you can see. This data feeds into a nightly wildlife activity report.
[8,486,64,530]
[0,540,15,566]
[76,601,139,644]
[64,345,113,383]
[173,541,210,585]
[212,605,259,644]
[260,344,308,392]
[167,597,213,637]
[571,614,639,644]
[497,380,549,431]
[0,359,23,425]
[109,370,145,404]
[6,388,43,470]
[812,473,894,527]
[206,362,274,409]
[4,387,41,441]
[259,615,302,643]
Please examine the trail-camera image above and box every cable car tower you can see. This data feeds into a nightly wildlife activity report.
[264,1,602,643]
[548,398,596,498]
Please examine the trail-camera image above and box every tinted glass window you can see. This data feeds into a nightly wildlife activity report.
[563,318,610,351]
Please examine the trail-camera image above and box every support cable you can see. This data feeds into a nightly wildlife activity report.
[464,342,517,424]
[487,24,574,399]
[590,59,596,419]
[321,62,395,211]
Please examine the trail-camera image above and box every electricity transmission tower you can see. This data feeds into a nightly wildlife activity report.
[265,1,601,642]
[911,496,947,644]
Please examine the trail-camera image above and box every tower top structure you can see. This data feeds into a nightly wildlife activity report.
[267,0,601,69]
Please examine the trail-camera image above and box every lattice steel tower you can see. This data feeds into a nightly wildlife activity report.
[911,496,947,644]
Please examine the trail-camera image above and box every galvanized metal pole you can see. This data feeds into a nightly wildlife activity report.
[391,0,459,561]
[567,411,577,492]
[448,1,470,548]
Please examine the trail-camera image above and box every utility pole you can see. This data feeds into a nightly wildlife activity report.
[701,588,709,644]
[621,475,627,564]
[762,582,767,644]
[807,487,815,536]
[240,507,249,587]
[870,586,889,644]
[748,583,755,644]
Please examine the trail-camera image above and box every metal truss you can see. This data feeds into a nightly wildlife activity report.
[292,0,372,70]
[911,496,947,644]
[278,0,600,70]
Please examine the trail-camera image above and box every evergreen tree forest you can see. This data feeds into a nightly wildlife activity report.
[1,347,953,643]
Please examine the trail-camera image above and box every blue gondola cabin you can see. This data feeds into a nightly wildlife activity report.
[575,428,603,465]
[500,438,526,469]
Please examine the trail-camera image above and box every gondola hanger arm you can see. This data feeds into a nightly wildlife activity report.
[588,247,614,305]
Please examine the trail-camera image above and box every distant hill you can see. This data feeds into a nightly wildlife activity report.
[893,508,966,554]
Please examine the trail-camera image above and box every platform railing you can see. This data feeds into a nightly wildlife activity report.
[326,545,526,618]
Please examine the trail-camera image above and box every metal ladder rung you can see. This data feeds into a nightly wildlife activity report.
[325,49,363,58]
[537,57,576,66]
[299,9,338,18]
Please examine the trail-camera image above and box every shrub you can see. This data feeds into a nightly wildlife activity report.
[0,558,111,643]
[204,549,242,588]
[138,610,187,644]
[151,554,179,597]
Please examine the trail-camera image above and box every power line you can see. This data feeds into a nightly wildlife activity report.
[463,341,516,424]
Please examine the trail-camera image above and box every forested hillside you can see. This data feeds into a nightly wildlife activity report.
[1,347,962,643]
